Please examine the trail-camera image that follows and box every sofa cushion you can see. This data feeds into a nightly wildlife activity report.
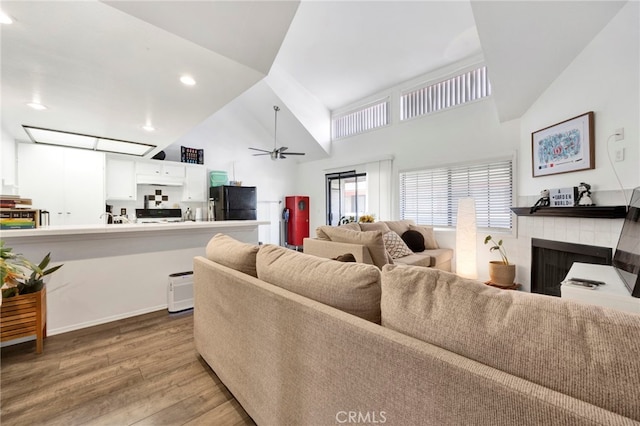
[205,233,259,277]
[381,264,640,421]
[316,222,360,239]
[408,224,439,249]
[359,222,391,233]
[392,253,432,267]
[401,230,425,252]
[383,220,415,237]
[257,245,381,323]
[382,231,413,259]
[319,226,388,269]
[425,248,453,266]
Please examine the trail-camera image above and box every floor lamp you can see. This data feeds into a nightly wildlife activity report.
[456,198,477,279]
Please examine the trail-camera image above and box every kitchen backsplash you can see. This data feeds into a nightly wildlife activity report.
[108,185,205,221]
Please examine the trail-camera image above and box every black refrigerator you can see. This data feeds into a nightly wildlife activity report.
[210,185,257,220]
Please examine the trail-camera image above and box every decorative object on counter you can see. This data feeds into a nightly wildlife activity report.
[184,207,194,221]
[195,208,203,221]
[1,241,63,354]
[484,235,515,287]
[529,189,550,213]
[532,111,594,177]
[358,214,375,223]
[549,187,578,207]
[180,146,204,164]
[576,182,595,206]
[249,105,306,160]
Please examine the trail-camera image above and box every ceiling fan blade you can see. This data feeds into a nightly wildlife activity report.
[252,152,271,156]
[278,146,289,152]
[284,152,305,156]
[249,147,271,153]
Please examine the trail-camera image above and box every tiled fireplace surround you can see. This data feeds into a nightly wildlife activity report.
[514,190,626,293]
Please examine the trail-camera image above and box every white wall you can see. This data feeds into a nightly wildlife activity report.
[0,126,17,193]
[296,94,520,280]
[512,1,639,291]
[294,2,638,287]
[519,1,639,199]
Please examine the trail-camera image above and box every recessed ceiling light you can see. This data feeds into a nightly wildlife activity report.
[27,102,47,110]
[180,75,196,86]
[0,11,13,25]
[142,124,155,132]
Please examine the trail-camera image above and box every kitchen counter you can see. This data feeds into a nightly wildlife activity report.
[1,220,269,239]
[1,220,270,341]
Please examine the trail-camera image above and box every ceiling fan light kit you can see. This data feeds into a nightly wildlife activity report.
[249,105,305,160]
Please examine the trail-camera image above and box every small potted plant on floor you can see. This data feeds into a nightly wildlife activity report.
[484,235,515,287]
[1,241,63,353]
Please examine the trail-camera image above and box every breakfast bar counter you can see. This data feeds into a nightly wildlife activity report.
[1,220,269,340]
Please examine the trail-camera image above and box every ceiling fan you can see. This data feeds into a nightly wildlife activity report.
[249,105,305,160]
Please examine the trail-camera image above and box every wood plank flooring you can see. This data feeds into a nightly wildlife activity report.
[1,310,255,426]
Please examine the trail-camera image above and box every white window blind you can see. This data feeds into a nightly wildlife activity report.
[401,66,491,121]
[332,100,388,140]
[399,158,513,230]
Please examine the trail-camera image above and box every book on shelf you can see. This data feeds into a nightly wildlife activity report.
[0,218,35,229]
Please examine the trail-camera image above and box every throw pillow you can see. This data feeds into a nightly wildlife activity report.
[408,224,439,249]
[401,230,425,252]
[257,245,381,323]
[382,231,413,259]
[205,233,260,277]
[359,222,391,233]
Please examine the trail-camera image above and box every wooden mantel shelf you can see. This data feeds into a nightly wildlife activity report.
[511,205,627,219]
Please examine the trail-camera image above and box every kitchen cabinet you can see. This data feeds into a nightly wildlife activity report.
[17,144,105,226]
[106,157,136,200]
[136,161,185,178]
[182,165,207,202]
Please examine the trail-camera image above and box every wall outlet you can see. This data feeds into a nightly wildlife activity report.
[615,128,624,141]
[615,147,625,162]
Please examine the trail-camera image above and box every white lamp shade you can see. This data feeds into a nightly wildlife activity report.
[456,197,477,279]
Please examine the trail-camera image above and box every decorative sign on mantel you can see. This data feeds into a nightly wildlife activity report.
[549,187,578,207]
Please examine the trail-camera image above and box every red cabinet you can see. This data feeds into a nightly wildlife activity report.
[285,196,309,247]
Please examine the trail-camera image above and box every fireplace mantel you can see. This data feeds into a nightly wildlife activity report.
[511,205,627,219]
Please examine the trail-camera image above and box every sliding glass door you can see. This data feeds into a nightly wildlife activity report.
[326,171,367,225]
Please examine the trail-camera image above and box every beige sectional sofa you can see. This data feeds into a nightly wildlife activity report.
[194,234,640,426]
[303,219,454,271]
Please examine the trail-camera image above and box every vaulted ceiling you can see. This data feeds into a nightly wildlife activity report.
[0,1,627,163]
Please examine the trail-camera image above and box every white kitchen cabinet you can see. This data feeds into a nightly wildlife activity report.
[17,143,105,226]
[105,157,136,201]
[182,165,207,202]
[136,161,185,178]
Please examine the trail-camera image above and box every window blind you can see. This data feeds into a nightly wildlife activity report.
[401,66,491,121]
[332,100,388,140]
[399,158,512,230]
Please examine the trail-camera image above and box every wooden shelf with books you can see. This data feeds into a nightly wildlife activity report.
[1,195,39,229]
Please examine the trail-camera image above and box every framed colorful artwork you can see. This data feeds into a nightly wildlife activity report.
[531,111,594,177]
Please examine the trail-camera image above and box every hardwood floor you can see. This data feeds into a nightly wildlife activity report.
[0,310,255,426]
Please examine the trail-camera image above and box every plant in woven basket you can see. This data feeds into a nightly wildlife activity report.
[483,235,510,264]
[1,241,63,299]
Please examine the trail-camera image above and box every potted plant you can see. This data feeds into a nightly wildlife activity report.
[484,235,516,287]
[1,241,63,353]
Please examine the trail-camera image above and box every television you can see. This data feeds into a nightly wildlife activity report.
[613,187,640,298]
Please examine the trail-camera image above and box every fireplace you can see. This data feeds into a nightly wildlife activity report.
[530,238,612,296]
